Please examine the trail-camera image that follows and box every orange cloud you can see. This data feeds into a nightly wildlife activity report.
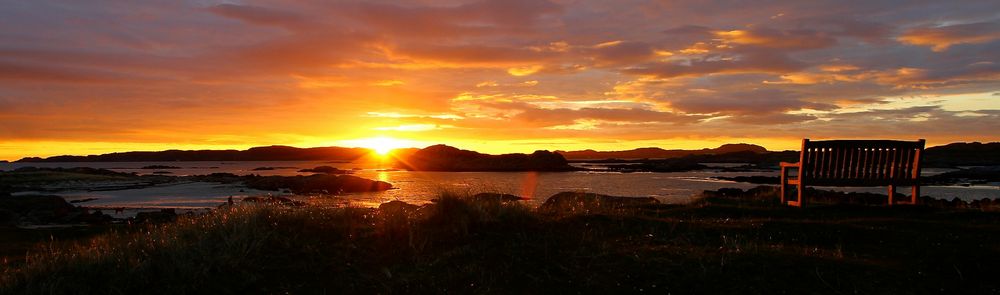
[714,28,836,49]
[624,51,805,78]
[898,22,1000,52]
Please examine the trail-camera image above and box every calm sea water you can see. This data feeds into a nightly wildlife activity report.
[2,161,997,209]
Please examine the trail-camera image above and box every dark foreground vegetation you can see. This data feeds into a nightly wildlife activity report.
[3,188,1000,294]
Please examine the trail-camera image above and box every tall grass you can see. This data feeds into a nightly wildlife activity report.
[3,204,370,293]
[1,193,537,294]
[3,190,1000,294]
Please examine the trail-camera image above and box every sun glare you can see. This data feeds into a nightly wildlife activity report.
[342,136,413,156]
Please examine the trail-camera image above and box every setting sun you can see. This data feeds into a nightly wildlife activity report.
[341,136,416,155]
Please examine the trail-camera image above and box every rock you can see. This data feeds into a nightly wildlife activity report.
[140,165,181,170]
[714,188,747,197]
[252,166,297,171]
[471,193,526,203]
[243,174,392,194]
[539,192,659,214]
[78,209,114,224]
[375,201,421,247]
[604,160,708,173]
[187,173,243,184]
[395,145,579,172]
[379,200,419,215]
[0,195,80,225]
[69,198,100,204]
[134,209,177,223]
[298,166,351,174]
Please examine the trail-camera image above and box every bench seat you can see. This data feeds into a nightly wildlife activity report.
[780,139,925,207]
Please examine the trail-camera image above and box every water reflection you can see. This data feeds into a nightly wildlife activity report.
[520,172,538,200]
[377,171,389,183]
[2,161,997,209]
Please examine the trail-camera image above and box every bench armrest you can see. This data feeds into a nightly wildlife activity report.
[779,162,800,168]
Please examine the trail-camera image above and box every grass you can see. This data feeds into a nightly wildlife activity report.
[3,189,1000,294]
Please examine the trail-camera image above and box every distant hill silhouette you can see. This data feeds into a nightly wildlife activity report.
[924,142,1000,167]
[16,146,371,162]
[556,143,767,160]
[394,145,577,171]
[13,142,997,169]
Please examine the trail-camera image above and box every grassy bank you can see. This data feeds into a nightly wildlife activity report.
[3,189,1000,294]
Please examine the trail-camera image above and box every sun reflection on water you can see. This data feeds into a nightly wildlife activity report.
[377,171,389,183]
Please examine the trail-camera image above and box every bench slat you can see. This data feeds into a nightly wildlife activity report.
[807,178,920,187]
[799,139,924,183]
[806,140,924,149]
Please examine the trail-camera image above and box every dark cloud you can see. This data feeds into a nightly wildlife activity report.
[511,107,702,127]
[662,25,713,37]
[666,88,832,115]
[0,61,121,83]
[347,0,562,39]
[586,41,659,67]
[208,4,306,29]
[624,51,806,79]
[394,44,555,65]
[725,113,818,125]
[219,31,377,73]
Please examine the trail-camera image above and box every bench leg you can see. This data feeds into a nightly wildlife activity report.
[790,183,803,207]
[887,185,895,206]
[780,169,787,204]
[911,185,920,205]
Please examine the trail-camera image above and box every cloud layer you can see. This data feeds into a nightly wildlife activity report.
[1,0,999,158]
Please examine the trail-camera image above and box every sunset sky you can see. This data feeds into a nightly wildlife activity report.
[1,0,999,160]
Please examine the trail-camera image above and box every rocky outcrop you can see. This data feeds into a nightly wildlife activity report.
[925,166,1000,185]
[0,195,111,226]
[539,192,660,214]
[471,193,527,203]
[134,208,178,223]
[395,145,578,172]
[140,165,181,170]
[378,200,420,214]
[298,166,352,174]
[243,174,392,194]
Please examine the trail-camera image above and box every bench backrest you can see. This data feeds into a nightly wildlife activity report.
[799,139,925,185]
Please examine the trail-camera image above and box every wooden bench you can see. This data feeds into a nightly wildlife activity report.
[780,139,925,207]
